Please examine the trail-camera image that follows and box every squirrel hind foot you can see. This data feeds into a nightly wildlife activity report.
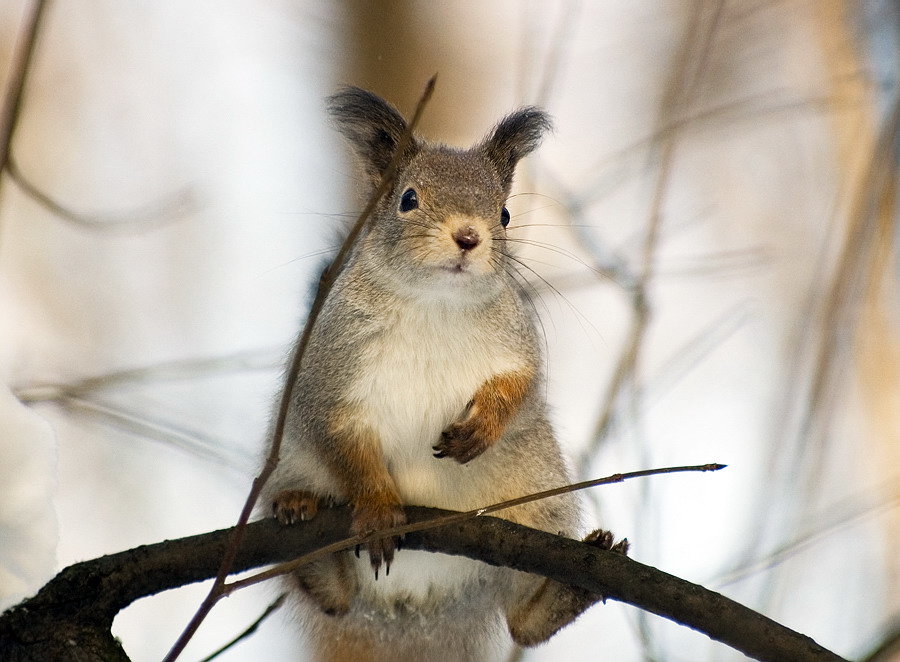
[584,528,630,556]
[272,489,321,525]
[350,500,407,575]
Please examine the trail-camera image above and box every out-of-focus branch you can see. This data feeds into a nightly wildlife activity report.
[0,2,195,234]
[584,0,727,457]
[7,156,195,232]
[15,350,281,471]
[0,0,47,180]
[197,594,286,662]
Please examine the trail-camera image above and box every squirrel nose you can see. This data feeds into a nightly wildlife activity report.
[453,226,481,251]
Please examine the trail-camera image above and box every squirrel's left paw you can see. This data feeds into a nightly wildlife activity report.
[584,528,630,556]
[433,416,490,464]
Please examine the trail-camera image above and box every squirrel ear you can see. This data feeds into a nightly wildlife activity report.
[328,87,416,183]
[481,107,552,187]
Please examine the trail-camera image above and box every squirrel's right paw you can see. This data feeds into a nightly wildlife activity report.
[272,490,320,525]
[433,418,490,464]
[350,501,407,577]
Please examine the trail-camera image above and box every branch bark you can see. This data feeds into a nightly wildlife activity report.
[0,507,846,662]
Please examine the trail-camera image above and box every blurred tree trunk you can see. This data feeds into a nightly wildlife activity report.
[812,0,899,619]
[335,0,499,141]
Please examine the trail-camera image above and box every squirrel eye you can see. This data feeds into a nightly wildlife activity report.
[500,206,511,227]
[399,188,419,212]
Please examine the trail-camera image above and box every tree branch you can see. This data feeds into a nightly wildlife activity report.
[0,507,846,662]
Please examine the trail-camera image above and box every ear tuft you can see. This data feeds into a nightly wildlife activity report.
[328,87,416,183]
[481,107,552,186]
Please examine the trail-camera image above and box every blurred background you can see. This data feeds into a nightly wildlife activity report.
[1,1,898,660]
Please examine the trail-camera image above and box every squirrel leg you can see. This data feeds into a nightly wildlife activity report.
[434,369,534,464]
[271,490,359,615]
[326,410,406,575]
[290,551,358,617]
[505,529,629,647]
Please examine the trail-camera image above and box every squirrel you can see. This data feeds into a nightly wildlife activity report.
[262,86,628,662]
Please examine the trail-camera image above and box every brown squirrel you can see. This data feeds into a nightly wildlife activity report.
[263,87,628,662]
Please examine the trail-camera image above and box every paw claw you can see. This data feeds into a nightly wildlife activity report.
[433,421,489,464]
[351,501,406,577]
[584,528,629,556]
[272,490,320,525]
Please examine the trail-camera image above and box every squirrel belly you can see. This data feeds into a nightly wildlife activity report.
[342,288,535,604]
[346,290,526,501]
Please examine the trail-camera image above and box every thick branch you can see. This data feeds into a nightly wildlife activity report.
[0,508,846,662]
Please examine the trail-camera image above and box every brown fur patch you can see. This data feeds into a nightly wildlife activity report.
[325,407,405,569]
[435,368,534,463]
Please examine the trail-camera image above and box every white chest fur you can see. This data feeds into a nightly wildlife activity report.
[345,299,526,606]
[347,301,521,509]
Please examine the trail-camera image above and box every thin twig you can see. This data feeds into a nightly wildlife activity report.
[0,2,194,235]
[162,75,437,662]
[197,593,286,662]
[223,463,725,593]
[0,0,49,248]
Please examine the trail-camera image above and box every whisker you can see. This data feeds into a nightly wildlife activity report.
[507,191,567,208]
[506,222,599,230]
[504,237,614,282]
[498,248,603,342]
[260,247,339,275]
[496,258,552,370]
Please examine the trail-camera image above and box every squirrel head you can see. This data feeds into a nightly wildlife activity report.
[328,87,551,302]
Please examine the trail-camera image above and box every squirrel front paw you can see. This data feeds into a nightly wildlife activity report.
[584,528,630,556]
[351,500,407,577]
[433,410,492,464]
[272,489,322,524]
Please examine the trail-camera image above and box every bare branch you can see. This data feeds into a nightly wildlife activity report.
[0,506,847,662]
[15,349,281,403]
[225,464,726,592]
